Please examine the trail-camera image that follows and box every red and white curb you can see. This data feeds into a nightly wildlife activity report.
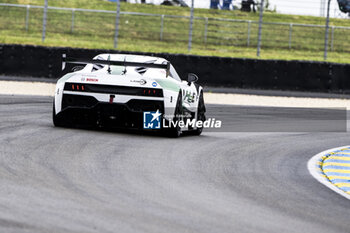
[308,146,350,200]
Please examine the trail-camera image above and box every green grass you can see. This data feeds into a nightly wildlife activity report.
[1,0,350,64]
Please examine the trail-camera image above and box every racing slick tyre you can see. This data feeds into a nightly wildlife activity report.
[52,100,64,127]
[190,90,206,136]
[164,92,183,138]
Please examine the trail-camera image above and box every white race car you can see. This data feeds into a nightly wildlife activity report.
[53,54,206,137]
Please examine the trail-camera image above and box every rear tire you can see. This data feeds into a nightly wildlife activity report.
[52,100,64,127]
[164,92,183,138]
[191,90,206,136]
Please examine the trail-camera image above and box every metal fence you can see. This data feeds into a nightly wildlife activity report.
[0,1,350,62]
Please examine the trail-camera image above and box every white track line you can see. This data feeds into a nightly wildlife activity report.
[0,80,55,96]
[308,146,350,200]
[205,92,350,109]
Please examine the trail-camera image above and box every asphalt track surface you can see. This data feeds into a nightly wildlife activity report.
[1,95,350,233]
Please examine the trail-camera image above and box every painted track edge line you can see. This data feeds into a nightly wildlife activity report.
[308,145,350,200]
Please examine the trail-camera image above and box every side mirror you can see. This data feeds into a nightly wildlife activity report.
[187,73,198,85]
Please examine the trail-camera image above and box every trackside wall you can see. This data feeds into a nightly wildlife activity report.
[1,44,350,93]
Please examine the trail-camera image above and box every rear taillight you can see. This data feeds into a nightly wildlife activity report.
[142,88,162,97]
[64,83,163,97]
[67,84,85,92]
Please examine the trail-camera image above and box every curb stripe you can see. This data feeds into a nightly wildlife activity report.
[329,179,350,183]
[323,172,350,176]
[328,175,350,180]
[334,183,350,187]
[326,157,350,161]
[324,159,350,164]
[333,152,350,155]
[308,145,350,200]
[323,165,350,170]
[323,162,350,166]
[323,169,350,174]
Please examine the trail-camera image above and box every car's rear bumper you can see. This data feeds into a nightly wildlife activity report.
[56,94,164,130]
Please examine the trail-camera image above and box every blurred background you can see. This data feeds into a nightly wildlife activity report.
[1,0,350,63]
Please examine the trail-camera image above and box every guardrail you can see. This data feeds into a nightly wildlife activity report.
[3,3,350,30]
[1,3,350,61]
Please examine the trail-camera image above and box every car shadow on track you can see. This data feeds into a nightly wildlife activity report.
[50,124,204,139]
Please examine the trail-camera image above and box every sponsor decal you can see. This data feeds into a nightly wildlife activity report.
[131,79,147,85]
[81,77,86,81]
[143,110,162,129]
[86,78,99,82]
[184,90,195,103]
[152,82,158,87]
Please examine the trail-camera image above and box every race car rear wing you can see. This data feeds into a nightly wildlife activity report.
[62,54,171,76]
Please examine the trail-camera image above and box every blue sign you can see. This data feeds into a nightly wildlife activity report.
[152,82,158,87]
[143,110,162,129]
